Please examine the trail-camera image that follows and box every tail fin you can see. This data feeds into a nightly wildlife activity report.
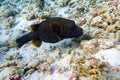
[16,32,33,48]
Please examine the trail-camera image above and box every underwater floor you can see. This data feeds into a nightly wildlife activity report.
[0,0,120,80]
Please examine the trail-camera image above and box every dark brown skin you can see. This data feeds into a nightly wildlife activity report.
[16,17,83,48]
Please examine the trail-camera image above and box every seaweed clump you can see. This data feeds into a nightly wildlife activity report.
[69,56,115,80]
[89,1,120,33]
[55,0,70,7]
[0,1,19,17]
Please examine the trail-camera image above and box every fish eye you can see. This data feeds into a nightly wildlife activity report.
[71,25,76,30]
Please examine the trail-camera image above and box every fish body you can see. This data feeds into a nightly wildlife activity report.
[16,17,83,48]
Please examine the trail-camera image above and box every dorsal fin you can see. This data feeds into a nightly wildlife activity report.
[30,24,39,32]
[32,40,42,47]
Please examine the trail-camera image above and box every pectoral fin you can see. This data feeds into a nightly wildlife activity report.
[32,40,42,47]
[49,22,61,41]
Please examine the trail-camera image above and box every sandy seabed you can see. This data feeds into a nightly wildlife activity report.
[0,0,120,80]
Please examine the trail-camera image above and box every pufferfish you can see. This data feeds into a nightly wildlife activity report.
[16,17,83,48]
